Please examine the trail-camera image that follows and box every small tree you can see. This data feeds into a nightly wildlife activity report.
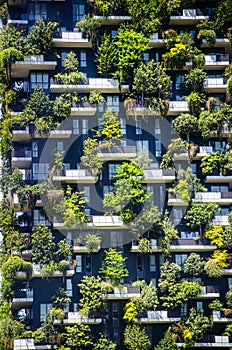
[93,333,116,350]
[204,258,222,278]
[124,325,152,350]
[78,276,105,316]
[132,281,159,313]
[183,253,205,279]
[52,288,71,310]
[226,286,232,307]
[184,203,219,235]
[154,330,178,350]
[184,68,207,93]
[84,233,102,253]
[32,225,55,266]
[81,138,103,171]
[99,248,128,285]
[64,324,93,349]
[76,14,100,45]
[96,109,123,147]
[173,113,198,142]
[186,308,212,341]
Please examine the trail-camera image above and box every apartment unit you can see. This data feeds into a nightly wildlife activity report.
[2,0,232,348]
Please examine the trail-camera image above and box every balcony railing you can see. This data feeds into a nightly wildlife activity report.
[193,191,232,203]
[12,150,32,158]
[104,286,141,299]
[138,310,181,323]
[204,77,227,89]
[97,145,137,159]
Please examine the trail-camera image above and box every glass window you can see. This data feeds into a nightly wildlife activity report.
[103,185,114,195]
[176,75,184,90]
[57,142,64,151]
[111,232,123,247]
[82,119,89,135]
[120,118,126,135]
[83,186,90,204]
[154,118,161,135]
[111,30,118,39]
[175,254,188,268]
[75,255,82,272]
[40,304,52,322]
[34,210,51,226]
[73,120,79,135]
[109,163,120,180]
[107,96,119,112]
[85,255,92,274]
[136,140,149,152]
[32,141,38,157]
[28,3,47,21]
[30,73,48,90]
[150,255,156,272]
[61,52,68,67]
[33,163,49,180]
[136,120,142,135]
[73,4,85,23]
[143,53,149,62]
[80,51,87,67]
[155,140,162,157]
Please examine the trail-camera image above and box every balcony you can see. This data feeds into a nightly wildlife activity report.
[14,339,55,350]
[12,126,31,142]
[149,33,167,47]
[8,0,27,7]
[54,312,102,325]
[143,169,175,183]
[73,240,100,253]
[193,285,220,299]
[12,193,42,212]
[32,264,75,278]
[97,145,137,160]
[213,310,232,323]
[12,289,33,309]
[193,191,232,205]
[34,128,72,139]
[177,335,232,348]
[213,215,229,226]
[93,15,131,25]
[204,77,227,92]
[201,38,230,48]
[168,101,189,115]
[53,215,126,230]
[205,174,232,183]
[50,77,129,93]
[53,31,92,48]
[103,286,141,300]
[210,124,231,138]
[173,146,213,160]
[12,150,32,168]
[168,193,189,206]
[12,55,57,79]
[170,8,210,24]
[138,310,181,323]
[53,169,98,184]
[71,103,97,117]
[185,54,230,70]
[131,238,216,252]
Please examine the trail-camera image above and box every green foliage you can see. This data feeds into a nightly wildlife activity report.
[32,225,55,265]
[201,151,221,175]
[186,308,212,341]
[78,276,105,316]
[183,253,205,278]
[198,110,224,139]
[88,90,105,106]
[81,138,103,171]
[197,29,216,48]
[52,288,71,310]
[55,51,85,85]
[124,325,152,350]
[185,92,204,116]
[25,19,58,55]
[93,333,117,350]
[0,316,24,350]
[64,324,93,349]
[76,14,100,45]
[131,203,163,238]
[184,202,219,234]
[84,233,102,253]
[56,239,73,261]
[123,301,138,323]
[160,151,175,170]
[96,109,123,146]
[205,225,224,247]
[173,113,198,141]
[99,248,128,285]
[160,213,178,256]
[132,281,159,313]
[96,33,116,77]
[64,51,79,72]
[184,68,207,93]
[138,238,152,253]
[103,162,149,223]
[0,47,23,87]
[132,149,151,170]
[212,249,229,269]
[2,256,32,281]
[154,330,178,350]
[214,0,232,30]
[209,299,223,310]
[182,281,202,299]
[204,258,222,278]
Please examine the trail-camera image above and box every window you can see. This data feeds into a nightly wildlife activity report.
[32,141,38,157]
[155,140,162,157]
[28,3,47,21]
[40,304,52,322]
[111,30,118,39]
[98,117,103,131]
[103,185,114,195]
[136,120,142,135]
[32,163,49,180]
[211,185,228,192]
[85,255,92,274]
[80,51,87,67]
[111,232,123,247]
[175,254,188,268]
[73,120,79,135]
[61,52,68,67]
[73,4,85,23]
[154,118,161,135]
[197,301,203,311]
[143,53,149,62]
[57,142,64,151]
[109,164,120,180]
[228,278,232,287]
[82,119,89,135]
[176,75,184,90]
[34,210,51,226]
[173,208,184,225]
[191,163,197,174]
[136,140,149,152]
[150,255,156,272]
[30,73,48,90]
[76,255,82,272]
[66,279,73,297]
[107,96,119,112]
[83,186,90,204]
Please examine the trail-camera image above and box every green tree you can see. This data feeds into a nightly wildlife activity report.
[186,308,212,341]
[84,233,102,253]
[32,225,55,265]
[78,276,105,316]
[198,110,224,139]
[99,248,128,285]
[81,138,103,171]
[160,212,178,256]
[184,203,219,235]
[64,324,93,349]
[93,333,116,350]
[132,281,159,313]
[204,258,222,278]
[173,113,198,141]
[56,239,73,261]
[0,47,23,87]
[25,19,58,55]
[96,33,117,77]
[124,325,151,350]
[184,68,207,93]
[96,109,123,147]
[154,330,178,350]
[52,288,71,310]
[76,14,100,45]
[0,316,24,350]
[183,253,205,279]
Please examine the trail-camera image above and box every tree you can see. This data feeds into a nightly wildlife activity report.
[132,149,151,170]
[184,68,207,93]
[0,316,24,350]
[78,276,105,316]
[205,225,224,247]
[103,161,149,223]
[56,239,73,261]
[62,188,88,228]
[124,325,152,350]
[186,308,212,341]
[132,281,159,313]
[138,238,152,254]
[160,213,178,256]
[96,33,116,77]
[133,60,170,114]
[173,113,198,141]
[81,138,103,171]
[76,14,100,45]
[198,111,224,139]
[64,324,93,349]
[123,301,138,323]
[154,330,178,350]
[204,258,222,278]
[52,288,71,310]
[84,233,102,253]
[25,19,58,55]
[99,248,128,285]
[184,203,219,235]
[183,253,205,279]
[93,333,116,350]
[96,109,123,147]
[32,225,55,266]
[226,286,232,307]
[55,51,85,85]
